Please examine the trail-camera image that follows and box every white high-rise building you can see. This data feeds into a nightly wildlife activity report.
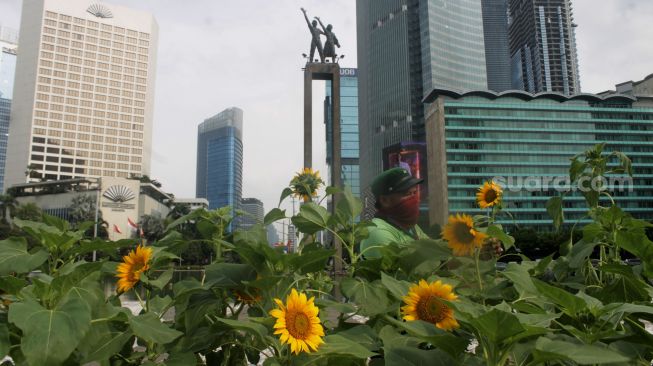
[4,0,158,188]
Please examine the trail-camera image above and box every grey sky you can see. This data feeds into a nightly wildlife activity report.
[1,0,652,225]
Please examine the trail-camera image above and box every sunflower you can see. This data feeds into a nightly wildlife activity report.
[442,213,487,256]
[116,245,153,293]
[476,181,502,209]
[269,288,324,354]
[402,279,459,330]
[290,168,324,202]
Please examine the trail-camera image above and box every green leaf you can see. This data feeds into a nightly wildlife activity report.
[502,263,538,298]
[0,323,8,358]
[279,187,294,207]
[385,317,469,357]
[532,278,587,316]
[546,196,564,230]
[385,346,456,366]
[204,262,256,288]
[289,247,335,274]
[78,323,133,364]
[334,186,362,224]
[468,308,525,344]
[264,208,286,226]
[611,151,633,176]
[128,312,183,345]
[380,272,410,301]
[340,278,391,316]
[62,238,133,258]
[291,202,330,234]
[568,240,597,269]
[486,224,515,250]
[325,186,342,196]
[0,275,27,294]
[313,334,376,359]
[165,352,197,366]
[398,239,452,276]
[9,297,91,366]
[0,237,49,275]
[569,158,587,182]
[615,231,653,277]
[145,269,174,289]
[314,298,356,315]
[533,337,630,364]
[214,317,268,343]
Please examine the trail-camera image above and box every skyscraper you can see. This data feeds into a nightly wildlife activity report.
[481,0,511,92]
[325,67,360,196]
[0,26,18,192]
[508,0,580,94]
[241,197,264,230]
[196,107,243,219]
[4,0,158,188]
[356,0,488,201]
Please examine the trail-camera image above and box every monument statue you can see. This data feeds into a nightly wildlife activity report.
[315,16,340,62]
[301,7,324,63]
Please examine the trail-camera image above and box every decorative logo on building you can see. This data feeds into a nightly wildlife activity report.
[86,4,114,19]
[103,185,135,203]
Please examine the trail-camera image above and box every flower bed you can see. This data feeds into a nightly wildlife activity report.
[1,144,652,365]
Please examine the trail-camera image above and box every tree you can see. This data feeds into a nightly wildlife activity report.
[0,194,17,222]
[13,202,43,222]
[167,202,191,221]
[68,194,108,238]
[139,213,166,242]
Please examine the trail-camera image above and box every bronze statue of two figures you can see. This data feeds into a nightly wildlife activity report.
[301,8,340,63]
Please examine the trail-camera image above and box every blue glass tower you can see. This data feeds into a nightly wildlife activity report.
[0,34,18,193]
[325,68,359,197]
[196,108,243,221]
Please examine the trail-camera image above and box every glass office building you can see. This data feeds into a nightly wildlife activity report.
[357,0,488,209]
[424,88,653,231]
[481,0,511,92]
[196,108,243,223]
[325,68,360,197]
[0,31,18,193]
[509,0,580,95]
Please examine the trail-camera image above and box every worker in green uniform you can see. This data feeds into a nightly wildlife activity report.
[360,167,429,259]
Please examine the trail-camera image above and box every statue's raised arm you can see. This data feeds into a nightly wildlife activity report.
[315,16,327,32]
[301,8,325,63]
[314,16,340,62]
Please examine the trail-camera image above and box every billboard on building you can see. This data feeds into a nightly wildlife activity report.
[382,142,428,203]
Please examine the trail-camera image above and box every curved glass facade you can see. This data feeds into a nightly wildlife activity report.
[440,96,653,230]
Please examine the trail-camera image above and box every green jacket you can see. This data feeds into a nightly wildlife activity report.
[359,218,428,259]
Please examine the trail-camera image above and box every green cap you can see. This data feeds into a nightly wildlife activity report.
[371,168,423,197]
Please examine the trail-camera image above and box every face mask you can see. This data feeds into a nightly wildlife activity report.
[378,192,420,229]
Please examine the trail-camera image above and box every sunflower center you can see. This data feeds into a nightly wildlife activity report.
[453,222,475,245]
[416,295,447,324]
[287,311,311,340]
[483,189,498,203]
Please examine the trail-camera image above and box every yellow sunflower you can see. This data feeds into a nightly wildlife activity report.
[442,214,487,256]
[402,279,459,330]
[116,245,153,293]
[290,168,324,202]
[476,181,503,209]
[269,288,324,354]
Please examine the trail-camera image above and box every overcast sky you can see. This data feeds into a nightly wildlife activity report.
[1,0,652,227]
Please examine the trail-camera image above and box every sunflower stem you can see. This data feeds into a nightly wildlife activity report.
[134,288,147,313]
[474,247,484,296]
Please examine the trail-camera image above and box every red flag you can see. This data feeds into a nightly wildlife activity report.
[127,217,138,230]
[113,224,122,234]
